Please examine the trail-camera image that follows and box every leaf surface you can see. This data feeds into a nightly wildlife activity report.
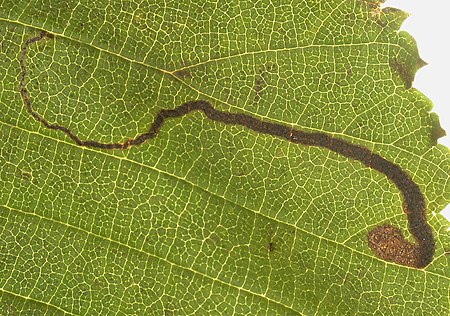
[0,0,449,315]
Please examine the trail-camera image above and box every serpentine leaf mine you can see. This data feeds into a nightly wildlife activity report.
[19,31,435,269]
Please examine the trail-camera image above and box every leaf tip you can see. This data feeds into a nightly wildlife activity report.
[417,57,428,69]
[430,113,447,146]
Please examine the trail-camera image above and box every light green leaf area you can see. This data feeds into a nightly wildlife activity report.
[0,0,449,315]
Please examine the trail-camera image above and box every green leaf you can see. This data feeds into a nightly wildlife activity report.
[1,0,449,314]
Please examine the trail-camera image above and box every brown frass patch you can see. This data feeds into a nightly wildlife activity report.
[368,225,418,267]
[19,32,435,269]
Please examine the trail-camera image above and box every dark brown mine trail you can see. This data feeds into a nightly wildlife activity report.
[19,31,435,269]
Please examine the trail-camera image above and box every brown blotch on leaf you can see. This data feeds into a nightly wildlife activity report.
[362,0,383,19]
[390,59,414,89]
[253,63,274,106]
[376,19,387,28]
[42,31,54,39]
[382,7,402,15]
[173,68,192,79]
[346,66,353,77]
[368,224,419,268]
[253,74,266,105]
[360,0,383,9]
[20,171,32,181]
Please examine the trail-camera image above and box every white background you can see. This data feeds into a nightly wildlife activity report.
[383,0,450,221]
